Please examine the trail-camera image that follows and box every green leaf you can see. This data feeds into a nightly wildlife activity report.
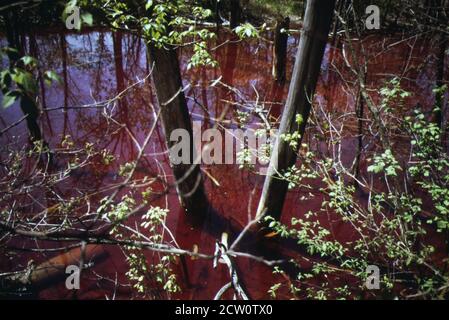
[2,90,19,109]
[20,56,37,67]
[81,12,93,26]
[0,70,12,91]
[13,70,37,94]
[44,70,61,85]
[145,0,153,10]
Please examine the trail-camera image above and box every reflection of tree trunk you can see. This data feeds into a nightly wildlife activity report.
[59,32,71,141]
[222,42,238,86]
[60,34,68,111]
[222,41,239,122]
[113,32,126,109]
[148,45,208,220]
[353,73,366,183]
[434,32,447,146]
[201,69,210,119]
[113,31,132,137]
[435,34,447,123]
[30,32,53,136]
[93,32,106,97]
[230,0,241,29]
[113,32,125,93]
[272,17,290,84]
[20,95,42,141]
[257,0,336,222]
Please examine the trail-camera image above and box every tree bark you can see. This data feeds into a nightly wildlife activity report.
[272,17,290,84]
[215,0,221,33]
[230,0,241,30]
[256,0,336,221]
[148,45,209,220]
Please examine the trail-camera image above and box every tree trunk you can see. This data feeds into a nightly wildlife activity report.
[215,0,221,33]
[230,0,241,29]
[147,45,209,220]
[272,17,290,84]
[256,0,336,222]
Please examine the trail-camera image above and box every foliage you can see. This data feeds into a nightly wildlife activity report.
[0,47,60,109]
[263,80,449,299]
[235,22,259,39]
[405,110,449,232]
[246,0,304,19]
[105,198,181,297]
[280,114,304,149]
[78,0,219,69]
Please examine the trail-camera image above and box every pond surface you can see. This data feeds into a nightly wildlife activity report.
[0,27,446,299]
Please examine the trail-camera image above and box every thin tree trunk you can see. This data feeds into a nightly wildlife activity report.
[272,17,290,84]
[223,41,239,85]
[256,0,336,221]
[147,45,209,220]
[230,0,241,29]
[215,0,221,33]
[353,73,366,183]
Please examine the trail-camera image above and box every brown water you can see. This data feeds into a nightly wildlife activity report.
[0,27,446,299]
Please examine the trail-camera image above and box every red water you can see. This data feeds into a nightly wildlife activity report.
[0,28,446,299]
